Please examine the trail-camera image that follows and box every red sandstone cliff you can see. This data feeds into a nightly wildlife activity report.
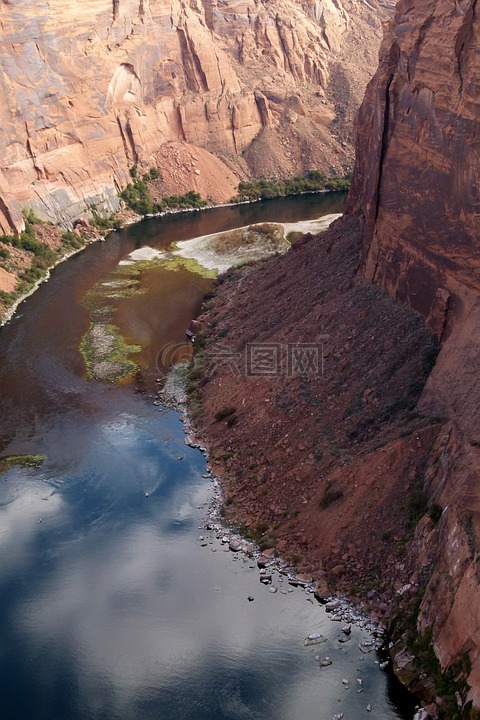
[349,0,479,337]
[349,0,480,703]
[0,0,392,233]
[349,0,480,705]
[192,0,480,712]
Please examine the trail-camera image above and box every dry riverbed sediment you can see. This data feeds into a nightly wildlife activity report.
[173,214,341,273]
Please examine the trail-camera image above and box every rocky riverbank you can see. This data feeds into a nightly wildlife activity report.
[188,214,439,610]
[0,217,120,328]
[185,214,471,716]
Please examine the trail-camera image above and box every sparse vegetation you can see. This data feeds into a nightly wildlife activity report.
[461,513,476,558]
[120,167,350,215]
[120,167,207,215]
[89,208,123,232]
[389,583,475,719]
[22,207,42,225]
[61,231,85,251]
[405,477,429,528]
[230,170,351,203]
[0,214,66,313]
[208,223,287,255]
[12,222,56,267]
[214,406,237,422]
[428,502,443,523]
[0,454,46,475]
[0,290,14,306]
[422,336,440,375]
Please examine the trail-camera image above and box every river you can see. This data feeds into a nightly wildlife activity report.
[0,194,417,719]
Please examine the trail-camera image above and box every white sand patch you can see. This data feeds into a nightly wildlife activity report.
[119,246,166,265]
[173,213,342,274]
[281,213,342,236]
[173,234,239,274]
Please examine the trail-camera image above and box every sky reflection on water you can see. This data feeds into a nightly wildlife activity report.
[0,196,415,720]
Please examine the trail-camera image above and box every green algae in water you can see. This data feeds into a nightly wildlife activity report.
[0,454,45,476]
[79,262,149,383]
[114,259,164,276]
[80,322,141,383]
[79,252,212,384]
[159,256,217,279]
[81,278,145,312]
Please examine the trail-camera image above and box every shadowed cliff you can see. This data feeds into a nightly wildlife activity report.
[349,0,480,708]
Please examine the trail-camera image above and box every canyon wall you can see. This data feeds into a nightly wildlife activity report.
[192,0,480,710]
[0,0,393,233]
[349,0,480,705]
[349,0,479,338]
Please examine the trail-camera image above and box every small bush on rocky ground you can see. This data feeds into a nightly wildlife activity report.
[318,486,344,509]
[22,208,42,225]
[89,209,122,232]
[428,502,443,523]
[0,290,14,306]
[214,406,237,422]
[61,231,85,250]
[405,478,429,528]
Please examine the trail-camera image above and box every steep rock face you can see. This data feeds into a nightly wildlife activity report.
[0,0,392,232]
[349,0,480,336]
[349,0,480,704]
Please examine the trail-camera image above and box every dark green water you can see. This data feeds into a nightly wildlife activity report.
[0,194,417,719]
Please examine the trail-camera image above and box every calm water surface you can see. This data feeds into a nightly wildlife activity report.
[0,195,416,719]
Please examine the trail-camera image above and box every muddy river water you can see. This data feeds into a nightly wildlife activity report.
[0,194,417,719]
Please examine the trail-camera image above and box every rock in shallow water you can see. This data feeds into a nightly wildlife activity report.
[304,633,327,647]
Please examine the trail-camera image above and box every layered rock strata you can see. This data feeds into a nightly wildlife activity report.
[0,0,393,232]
